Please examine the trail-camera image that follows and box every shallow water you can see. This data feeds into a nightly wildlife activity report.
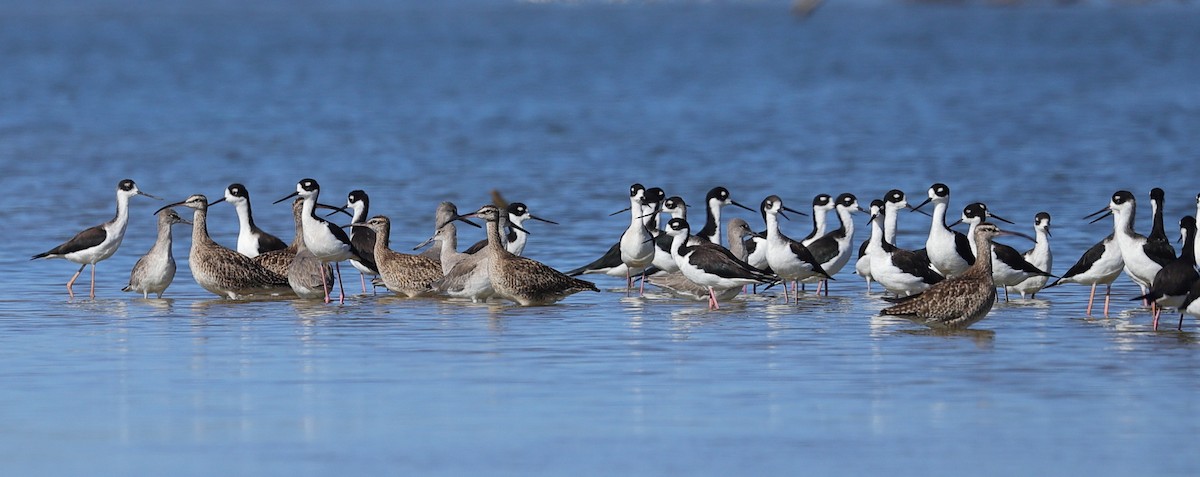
[3,1,1200,475]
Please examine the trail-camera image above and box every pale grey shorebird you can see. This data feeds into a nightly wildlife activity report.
[802,193,865,295]
[865,199,943,297]
[1086,190,1174,305]
[288,237,335,300]
[856,189,909,291]
[416,219,471,276]
[349,216,443,297]
[463,202,558,256]
[274,178,374,304]
[211,183,287,258]
[1007,212,1053,299]
[33,179,160,299]
[664,218,775,310]
[913,183,974,278]
[328,189,378,293]
[418,202,461,261]
[957,202,1049,301]
[122,208,189,298]
[881,222,1034,329]
[431,244,496,302]
[459,204,598,305]
[761,195,830,303]
[157,194,291,299]
[1133,216,1197,330]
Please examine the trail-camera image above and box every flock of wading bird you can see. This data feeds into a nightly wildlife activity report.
[29,179,1200,330]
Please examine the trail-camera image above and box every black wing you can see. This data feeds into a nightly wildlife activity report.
[953,231,976,265]
[566,242,622,276]
[994,243,1051,276]
[892,249,944,285]
[1144,239,1176,267]
[1049,235,1110,286]
[255,228,289,254]
[33,224,107,258]
[682,244,774,282]
[788,241,834,279]
[807,228,845,264]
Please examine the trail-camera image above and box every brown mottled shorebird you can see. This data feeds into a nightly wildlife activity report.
[458,204,598,306]
[157,194,291,299]
[880,222,1032,329]
[122,208,190,298]
[349,216,442,298]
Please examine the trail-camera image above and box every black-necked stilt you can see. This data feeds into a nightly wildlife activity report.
[251,198,347,278]
[159,194,291,299]
[865,199,943,297]
[1044,232,1124,316]
[122,208,189,299]
[855,189,909,291]
[881,223,1034,329]
[1133,215,1197,330]
[273,178,372,304]
[802,193,865,295]
[331,190,379,294]
[211,183,287,258]
[694,186,755,245]
[348,216,444,298]
[801,193,835,246]
[462,204,598,305]
[1087,190,1173,303]
[1146,187,1177,266]
[33,179,160,299]
[958,202,1047,302]
[663,218,775,310]
[646,195,691,274]
[761,195,830,303]
[1007,212,1053,299]
[913,183,974,278]
[567,184,663,294]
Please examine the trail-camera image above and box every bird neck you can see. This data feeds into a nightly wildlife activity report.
[485,220,509,256]
[190,207,214,246]
[235,200,256,230]
[931,200,949,231]
[112,190,132,234]
[1183,224,1197,265]
[809,208,827,239]
[883,206,899,244]
[439,224,459,261]
[697,201,720,244]
[150,218,175,256]
[970,234,995,276]
[372,225,391,257]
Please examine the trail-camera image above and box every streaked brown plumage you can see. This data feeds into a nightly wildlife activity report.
[351,215,442,298]
[157,194,291,299]
[462,204,598,306]
[881,223,1025,329]
[252,198,305,277]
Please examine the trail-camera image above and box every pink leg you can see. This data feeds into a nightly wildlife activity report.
[708,287,719,310]
[360,273,367,294]
[1152,304,1161,330]
[1103,284,1112,317]
[89,264,97,299]
[65,264,85,299]
[322,267,331,303]
[639,270,646,297]
[1085,283,1097,316]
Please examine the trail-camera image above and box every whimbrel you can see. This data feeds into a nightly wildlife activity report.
[880,222,1032,329]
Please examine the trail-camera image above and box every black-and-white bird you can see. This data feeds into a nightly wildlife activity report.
[865,199,943,297]
[913,183,974,278]
[801,193,865,295]
[1086,190,1174,303]
[1133,216,1198,330]
[274,178,375,304]
[1007,212,1053,299]
[761,195,830,303]
[663,218,775,310]
[212,183,287,258]
[1044,232,1124,316]
[33,179,160,299]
